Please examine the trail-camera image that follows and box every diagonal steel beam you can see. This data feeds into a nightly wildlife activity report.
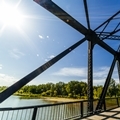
[113,22,120,31]
[86,31,117,55]
[94,10,120,31]
[97,40,116,55]
[83,0,91,29]
[96,56,117,111]
[33,0,88,35]
[98,21,110,37]
[0,38,86,103]
[96,46,120,111]
[33,0,117,56]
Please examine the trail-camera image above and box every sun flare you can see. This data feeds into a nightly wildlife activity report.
[0,2,24,28]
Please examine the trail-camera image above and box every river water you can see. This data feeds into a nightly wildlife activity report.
[0,96,51,108]
[0,96,86,120]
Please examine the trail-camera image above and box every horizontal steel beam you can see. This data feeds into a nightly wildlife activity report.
[102,29,120,40]
[0,38,86,103]
[100,35,120,40]
[96,34,120,40]
[96,29,120,40]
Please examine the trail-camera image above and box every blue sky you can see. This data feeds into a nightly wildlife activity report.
[0,0,120,86]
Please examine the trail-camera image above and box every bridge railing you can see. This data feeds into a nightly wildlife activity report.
[0,97,120,120]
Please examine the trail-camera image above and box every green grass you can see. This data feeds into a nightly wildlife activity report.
[14,93,42,99]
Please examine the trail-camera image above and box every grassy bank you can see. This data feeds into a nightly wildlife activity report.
[14,93,42,99]
[14,93,84,102]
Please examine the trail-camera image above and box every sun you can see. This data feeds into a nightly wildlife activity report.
[0,2,24,28]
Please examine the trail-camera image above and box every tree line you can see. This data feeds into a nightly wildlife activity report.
[0,79,120,99]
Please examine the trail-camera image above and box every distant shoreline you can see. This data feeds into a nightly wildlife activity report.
[42,97,84,102]
[14,94,84,102]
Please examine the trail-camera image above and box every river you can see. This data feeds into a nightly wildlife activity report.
[0,96,87,120]
[0,95,51,108]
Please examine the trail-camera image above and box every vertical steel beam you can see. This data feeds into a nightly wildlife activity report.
[87,41,94,114]
[96,56,117,111]
[117,60,120,83]
[116,46,120,83]
[32,107,38,120]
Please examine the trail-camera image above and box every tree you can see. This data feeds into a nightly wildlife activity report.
[55,82,66,96]
[116,84,120,96]
[93,85,103,98]
[29,85,37,94]
[107,79,118,97]
[66,81,87,98]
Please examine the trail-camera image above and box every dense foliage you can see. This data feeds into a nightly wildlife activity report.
[0,79,119,99]
[15,79,120,99]
[0,86,7,92]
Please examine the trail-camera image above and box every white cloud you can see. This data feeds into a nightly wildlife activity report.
[38,35,44,39]
[53,67,87,77]
[48,55,55,59]
[44,55,55,62]
[93,66,109,78]
[10,49,25,59]
[45,59,48,62]
[37,54,39,57]
[46,36,49,38]
[93,78,107,85]
[52,66,119,85]
[0,73,18,86]
[0,64,3,69]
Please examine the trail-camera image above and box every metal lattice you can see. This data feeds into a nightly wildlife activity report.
[0,0,120,113]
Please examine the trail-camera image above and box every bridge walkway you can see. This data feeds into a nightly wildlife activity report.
[81,107,120,120]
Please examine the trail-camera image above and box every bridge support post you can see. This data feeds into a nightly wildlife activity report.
[87,41,94,114]
[117,60,120,83]
[32,107,38,120]
[81,101,83,117]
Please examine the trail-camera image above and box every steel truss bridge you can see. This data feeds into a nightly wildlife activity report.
[0,0,120,115]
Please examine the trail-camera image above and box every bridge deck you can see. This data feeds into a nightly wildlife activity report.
[81,107,120,120]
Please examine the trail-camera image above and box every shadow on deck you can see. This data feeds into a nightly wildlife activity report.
[81,107,120,120]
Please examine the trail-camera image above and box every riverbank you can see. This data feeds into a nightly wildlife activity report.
[42,97,84,102]
[14,93,86,102]
[14,93,84,102]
